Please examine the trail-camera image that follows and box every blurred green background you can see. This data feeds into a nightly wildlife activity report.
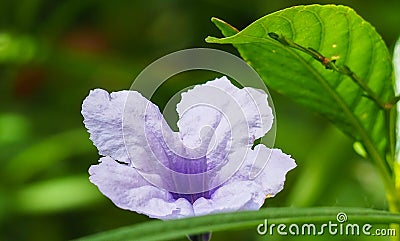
[1,0,399,240]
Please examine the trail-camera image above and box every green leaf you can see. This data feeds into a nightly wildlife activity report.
[15,175,102,214]
[207,5,394,162]
[3,129,93,183]
[74,207,400,241]
[210,17,238,37]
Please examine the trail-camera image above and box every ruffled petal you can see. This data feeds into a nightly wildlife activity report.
[205,77,273,142]
[176,76,274,172]
[122,90,176,173]
[81,89,130,163]
[177,76,273,146]
[193,145,296,216]
[230,145,296,198]
[193,181,261,216]
[82,89,176,173]
[89,157,194,219]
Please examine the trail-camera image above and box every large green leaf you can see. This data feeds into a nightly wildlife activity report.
[74,207,400,241]
[206,5,394,163]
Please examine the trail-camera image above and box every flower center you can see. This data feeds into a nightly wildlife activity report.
[168,156,216,204]
[170,190,212,204]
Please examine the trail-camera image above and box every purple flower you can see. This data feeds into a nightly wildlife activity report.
[81,76,296,220]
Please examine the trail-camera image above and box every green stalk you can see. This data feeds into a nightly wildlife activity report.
[74,207,400,241]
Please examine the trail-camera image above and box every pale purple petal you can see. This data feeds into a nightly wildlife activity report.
[89,157,194,219]
[192,145,296,216]
[81,89,130,163]
[205,77,273,141]
[177,76,273,147]
[82,88,177,174]
[122,90,176,172]
[230,145,296,197]
[176,76,274,172]
[193,181,260,216]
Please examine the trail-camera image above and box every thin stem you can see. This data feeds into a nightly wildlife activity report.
[387,108,396,170]
[364,134,400,212]
[268,32,386,109]
[187,233,212,241]
[390,96,400,106]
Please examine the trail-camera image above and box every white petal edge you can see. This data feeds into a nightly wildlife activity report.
[82,89,130,163]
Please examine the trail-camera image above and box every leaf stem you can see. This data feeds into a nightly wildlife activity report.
[386,108,396,170]
[268,32,386,109]
[364,132,400,212]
